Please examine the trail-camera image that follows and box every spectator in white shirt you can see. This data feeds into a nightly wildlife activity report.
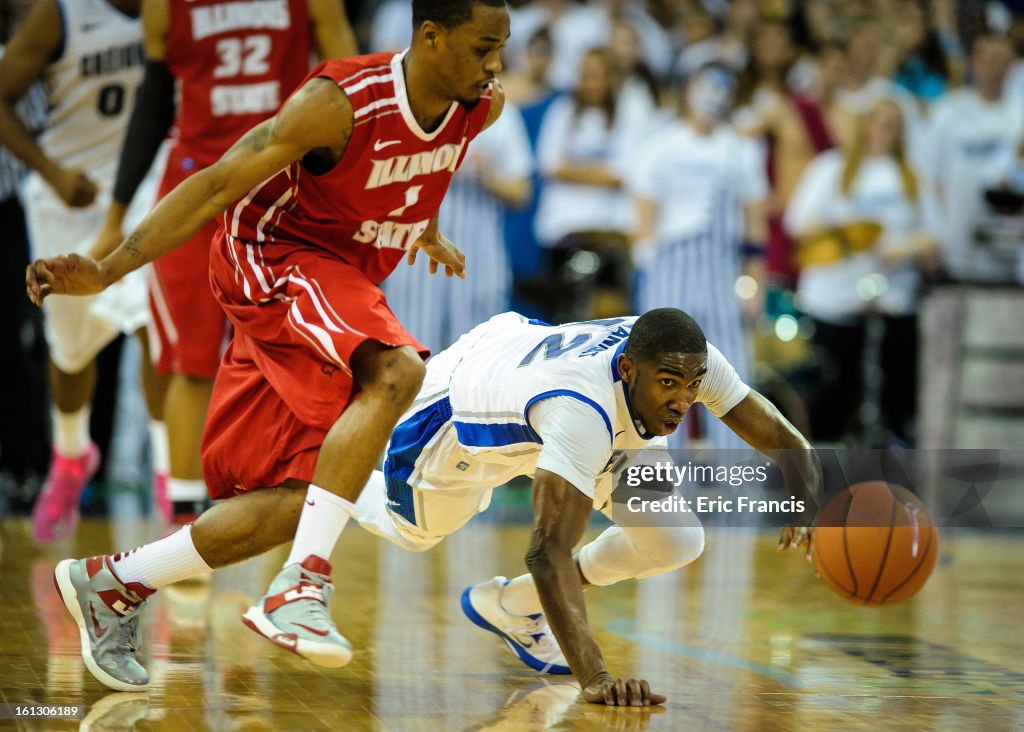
[928,33,1023,283]
[534,47,649,319]
[786,98,939,445]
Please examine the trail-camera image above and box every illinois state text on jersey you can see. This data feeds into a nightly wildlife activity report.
[166,0,312,165]
[223,52,494,285]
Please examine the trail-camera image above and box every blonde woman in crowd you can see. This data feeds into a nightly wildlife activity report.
[785,98,939,445]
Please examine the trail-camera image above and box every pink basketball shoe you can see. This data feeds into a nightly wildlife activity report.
[32,443,100,543]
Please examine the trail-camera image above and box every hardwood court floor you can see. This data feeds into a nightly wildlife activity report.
[0,517,1021,731]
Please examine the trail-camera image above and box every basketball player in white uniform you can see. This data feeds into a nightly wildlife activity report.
[384,102,533,354]
[629,64,768,451]
[350,308,819,705]
[0,0,161,542]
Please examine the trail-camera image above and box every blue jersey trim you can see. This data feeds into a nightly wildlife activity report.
[383,396,453,527]
[524,389,614,443]
[620,380,656,440]
[610,340,628,382]
[608,341,653,438]
[454,420,541,447]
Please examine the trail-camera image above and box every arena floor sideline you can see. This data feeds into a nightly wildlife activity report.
[1,518,1021,730]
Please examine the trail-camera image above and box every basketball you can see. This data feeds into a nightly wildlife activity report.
[814,481,939,606]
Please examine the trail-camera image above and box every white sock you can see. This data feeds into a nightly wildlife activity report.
[148,420,169,476]
[284,484,356,568]
[168,478,207,502]
[52,405,91,457]
[108,524,213,591]
[500,573,543,616]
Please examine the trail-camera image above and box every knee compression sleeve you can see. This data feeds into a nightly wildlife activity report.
[578,524,705,586]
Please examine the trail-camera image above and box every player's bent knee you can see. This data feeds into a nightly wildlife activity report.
[361,345,425,408]
[667,525,706,566]
[580,524,706,585]
[634,525,706,570]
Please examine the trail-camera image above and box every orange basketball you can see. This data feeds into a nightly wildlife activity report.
[813,481,939,606]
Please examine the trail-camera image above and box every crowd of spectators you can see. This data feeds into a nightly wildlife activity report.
[368,0,1024,449]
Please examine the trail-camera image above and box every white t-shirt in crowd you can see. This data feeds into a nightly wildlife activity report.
[927,88,1024,281]
[629,119,767,243]
[534,95,648,243]
[785,149,933,319]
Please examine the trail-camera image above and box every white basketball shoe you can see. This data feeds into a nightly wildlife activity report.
[461,576,571,675]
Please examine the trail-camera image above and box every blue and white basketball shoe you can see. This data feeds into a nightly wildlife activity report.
[461,576,571,675]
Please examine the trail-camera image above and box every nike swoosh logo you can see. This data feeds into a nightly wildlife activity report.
[305,499,315,506]
[89,603,108,639]
[373,139,401,152]
[294,622,330,637]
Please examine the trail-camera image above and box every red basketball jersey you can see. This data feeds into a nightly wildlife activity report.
[165,0,312,165]
[222,52,494,285]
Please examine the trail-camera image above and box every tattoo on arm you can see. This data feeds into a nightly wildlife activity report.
[124,231,142,259]
[246,124,271,153]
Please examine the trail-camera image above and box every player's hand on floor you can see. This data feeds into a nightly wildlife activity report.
[26,254,107,305]
[777,524,815,564]
[582,673,667,706]
[406,231,466,278]
[49,167,98,208]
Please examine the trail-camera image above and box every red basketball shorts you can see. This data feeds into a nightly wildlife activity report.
[201,229,427,499]
[148,148,229,379]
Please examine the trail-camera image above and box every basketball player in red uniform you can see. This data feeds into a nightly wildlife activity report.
[28,0,518,695]
[93,0,355,524]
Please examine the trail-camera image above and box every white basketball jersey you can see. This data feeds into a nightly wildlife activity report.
[387,313,748,512]
[37,0,143,183]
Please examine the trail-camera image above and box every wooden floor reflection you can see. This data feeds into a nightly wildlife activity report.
[1,517,1022,730]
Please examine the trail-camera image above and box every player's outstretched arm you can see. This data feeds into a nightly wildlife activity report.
[527,469,667,707]
[720,390,823,560]
[27,77,353,305]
